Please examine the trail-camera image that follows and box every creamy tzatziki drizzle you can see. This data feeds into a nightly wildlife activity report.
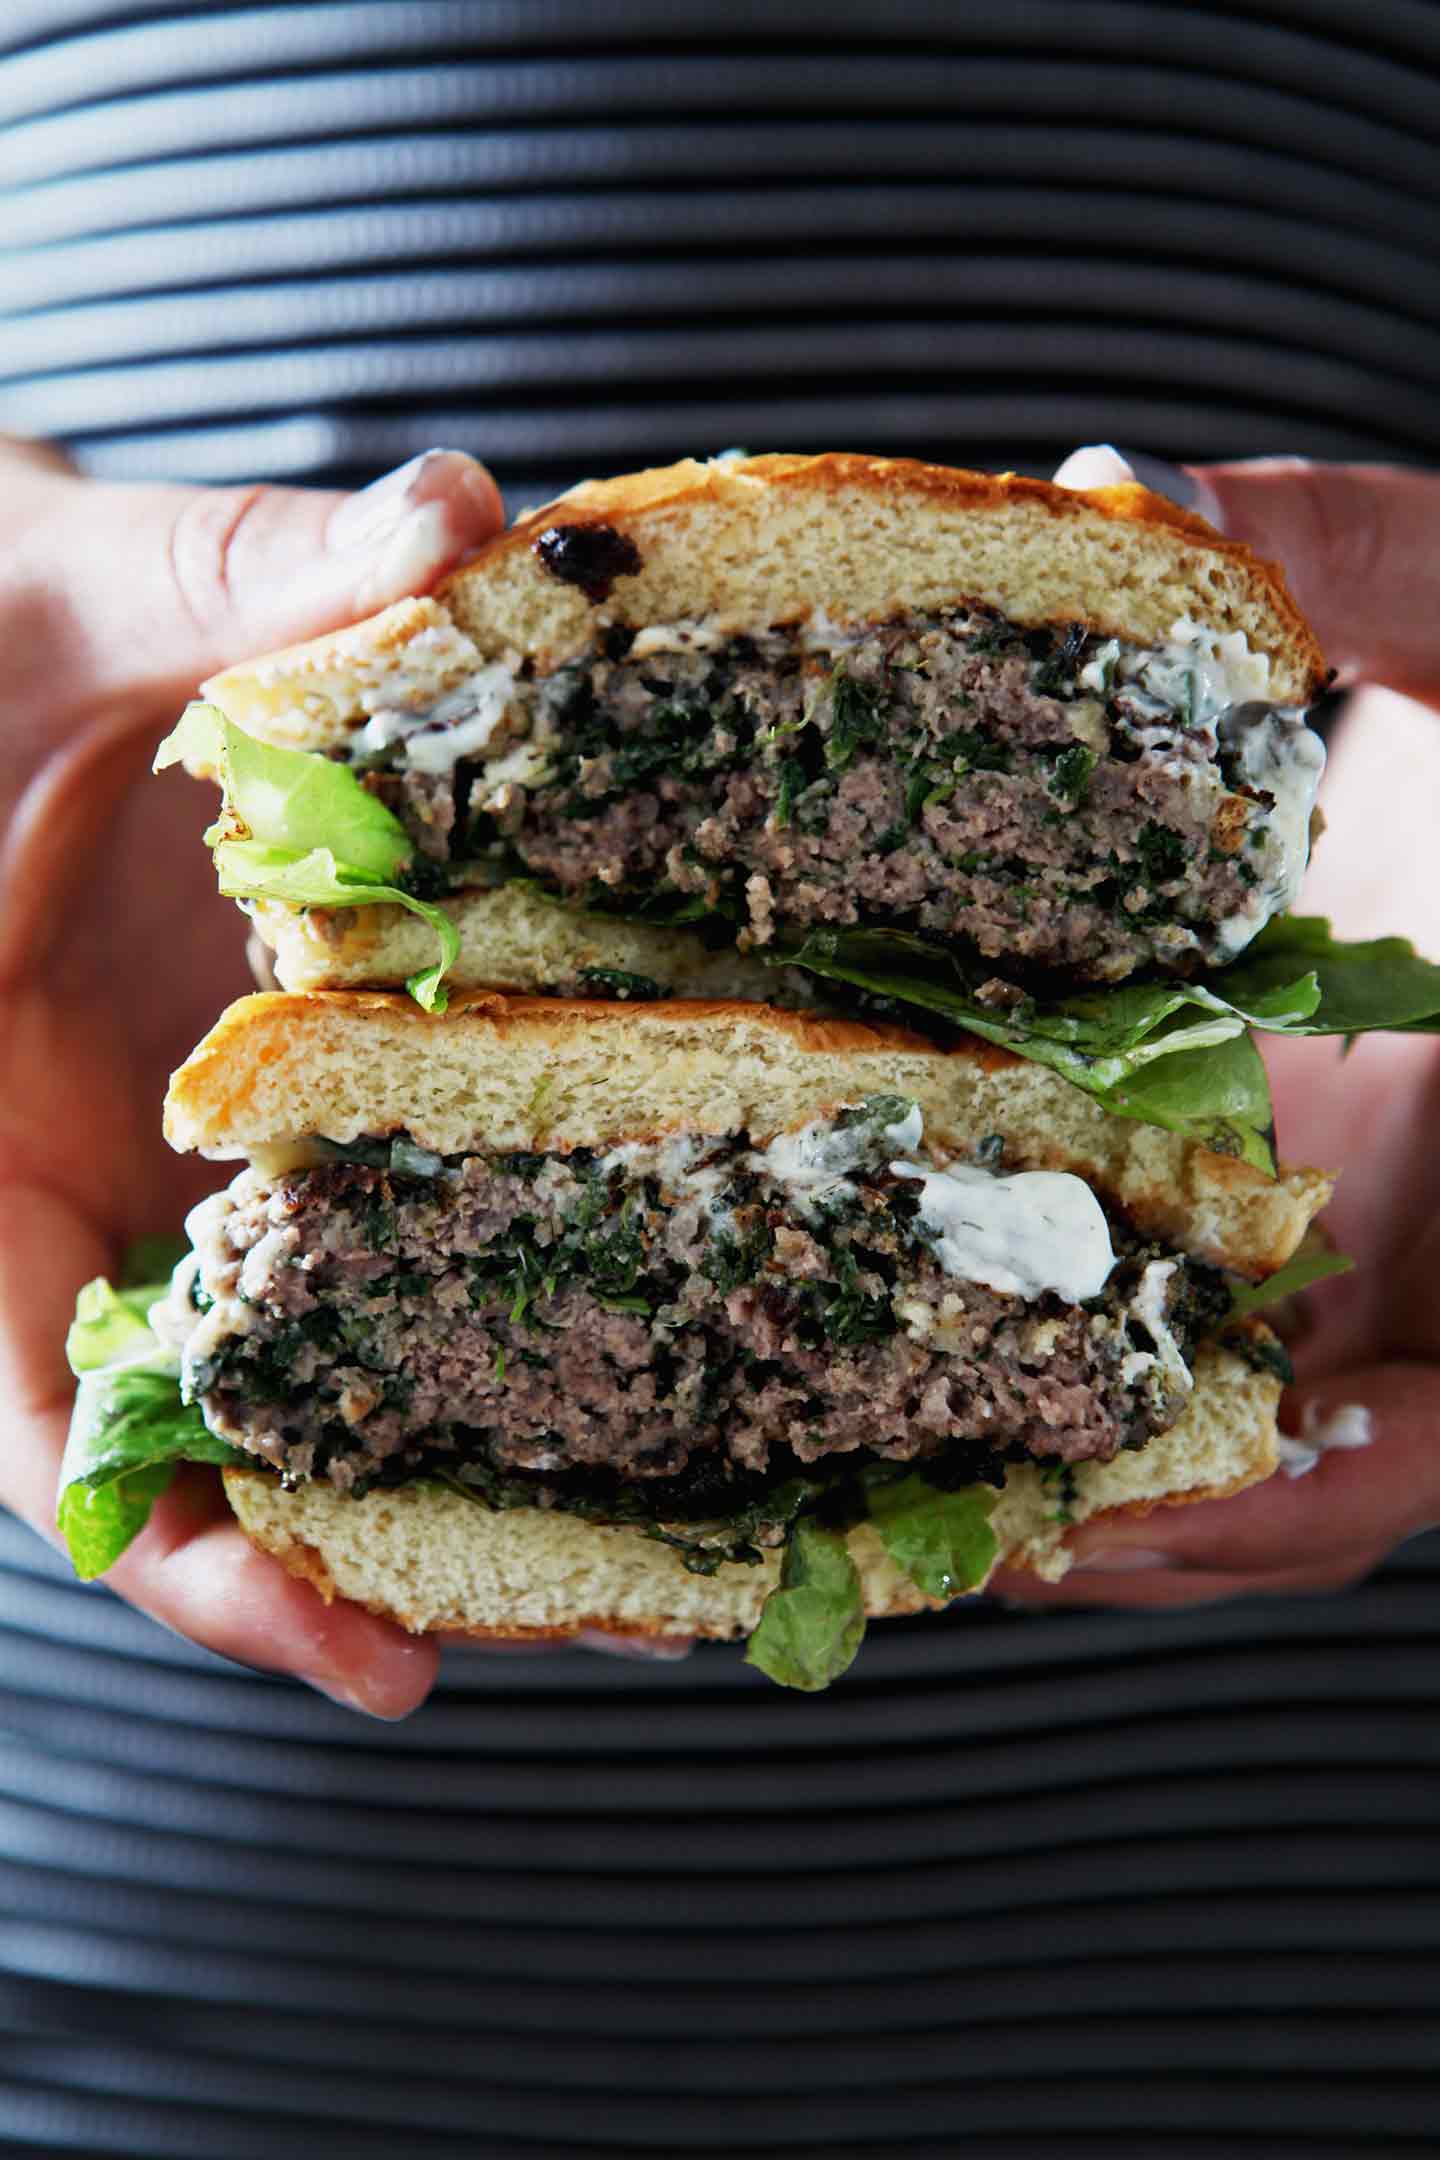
[332,588,1325,982]
[1276,1401,1374,1480]
[615,1102,1119,1307]
[1084,615,1327,957]
[886,1159,1116,1304]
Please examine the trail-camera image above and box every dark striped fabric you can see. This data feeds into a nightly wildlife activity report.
[2,4,1439,2154]
[4,1,1440,502]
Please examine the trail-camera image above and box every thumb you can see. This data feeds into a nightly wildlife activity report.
[6,444,505,722]
[1186,458,1440,708]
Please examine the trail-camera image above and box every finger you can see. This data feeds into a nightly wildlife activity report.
[0,1179,437,1719]
[432,1628,695,1660]
[4,443,505,724]
[107,1470,439,1720]
[997,1364,1440,1607]
[1184,458,1440,705]
[989,1547,1387,1611]
[575,1629,695,1661]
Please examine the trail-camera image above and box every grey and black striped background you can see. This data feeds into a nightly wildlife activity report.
[2,4,1439,2154]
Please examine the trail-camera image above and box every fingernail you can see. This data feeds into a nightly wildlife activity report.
[1052,445,1227,532]
[1069,1547,1181,1573]
[1052,443,1138,490]
[350,501,456,611]
[306,1673,422,1721]
[326,448,478,549]
[325,448,499,610]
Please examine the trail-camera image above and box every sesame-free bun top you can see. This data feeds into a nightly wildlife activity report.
[163,990,1329,1280]
[198,452,1327,756]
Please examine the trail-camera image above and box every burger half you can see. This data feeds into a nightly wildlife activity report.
[162,451,1330,1010]
[62,993,1328,1688]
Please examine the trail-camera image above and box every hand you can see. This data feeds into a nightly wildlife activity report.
[995,457,1440,1610]
[0,441,516,1716]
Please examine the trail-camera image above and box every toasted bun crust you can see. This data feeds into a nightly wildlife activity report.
[248,881,815,1003]
[165,990,1329,1278]
[198,451,1326,761]
[222,1336,1281,1642]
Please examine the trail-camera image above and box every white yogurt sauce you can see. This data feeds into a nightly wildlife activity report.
[614,1103,1117,1305]
[755,1102,923,1203]
[355,660,519,772]
[888,1158,1116,1304]
[1119,1257,1194,1395]
[1209,702,1328,960]
[1126,615,1274,732]
[1091,615,1327,956]
[597,1133,739,1231]
[1276,1401,1374,1481]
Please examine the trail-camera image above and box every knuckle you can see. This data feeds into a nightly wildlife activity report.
[164,484,269,638]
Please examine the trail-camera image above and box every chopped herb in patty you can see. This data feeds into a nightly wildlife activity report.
[355,604,1324,985]
[175,1102,1227,1556]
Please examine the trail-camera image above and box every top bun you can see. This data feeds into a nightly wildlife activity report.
[200,452,1326,753]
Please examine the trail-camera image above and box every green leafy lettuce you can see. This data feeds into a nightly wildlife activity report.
[744,1481,999,1691]
[866,1476,999,1600]
[770,915,1440,1174]
[60,1265,250,1580]
[154,703,460,1010]
[1227,1241,1355,1318]
[745,1521,867,1690]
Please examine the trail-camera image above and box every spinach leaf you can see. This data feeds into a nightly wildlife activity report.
[771,928,1284,1170]
[1216,915,1440,1036]
[575,966,665,1001]
[1228,1244,1354,1318]
[745,1519,867,1690]
[866,1477,998,1599]
[823,663,888,771]
[1049,743,1097,807]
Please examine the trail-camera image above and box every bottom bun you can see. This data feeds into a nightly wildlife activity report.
[224,1339,1279,1643]
[251,881,817,1005]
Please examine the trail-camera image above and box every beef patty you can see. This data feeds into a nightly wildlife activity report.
[174,1101,1228,1524]
[355,604,1323,984]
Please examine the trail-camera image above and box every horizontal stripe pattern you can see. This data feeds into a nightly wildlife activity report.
[2,3,1439,2151]
[3,9,1439,497]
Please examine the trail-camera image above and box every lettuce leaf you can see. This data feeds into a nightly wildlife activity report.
[1228,1243,1355,1318]
[770,916,1440,1174]
[769,929,1284,1170]
[59,1268,248,1580]
[745,1519,867,1691]
[155,703,460,1010]
[65,1274,168,1375]
[866,1477,998,1599]
[1214,914,1440,1036]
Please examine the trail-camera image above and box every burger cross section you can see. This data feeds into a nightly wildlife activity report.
[60,452,1440,1688]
